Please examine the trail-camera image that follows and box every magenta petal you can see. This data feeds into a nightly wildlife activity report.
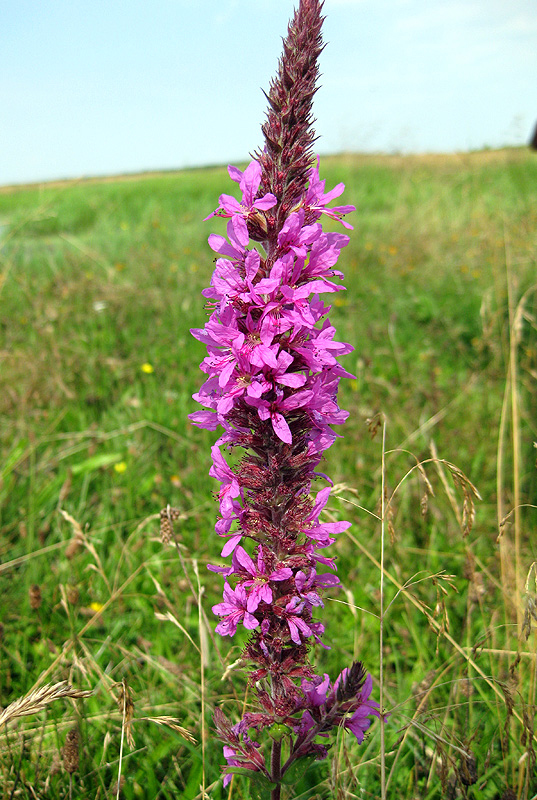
[295,570,307,592]
[287,619,301,644]
[239,161,262,199]
[212,601,234,616]
[311,486,331,517]
[323,182,345,202]
[314,521,351,535]
[221,535,242,557]
[231,216,250,247]
[259,584,273,604]
[345,716,371,743]
[276,372,306,388]
[208,233,227,252]
[271,412,292,444]
[227,165,243,183]
[215,618,237,637]
[218,194,242,213]
[246,590,261,613]
[256,405,270,422]
[294,617,313,638]
[188,410,219,430]
[234,546,257,576]
[243,612,260,630]
[361,672,374,700]
[270,567,293,581]
[254,193,277,210]
[315,573,340,587]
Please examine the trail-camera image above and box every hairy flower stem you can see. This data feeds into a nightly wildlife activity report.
[271,739,282,800]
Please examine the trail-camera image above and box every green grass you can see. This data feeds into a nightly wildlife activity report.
[0,149,536,799]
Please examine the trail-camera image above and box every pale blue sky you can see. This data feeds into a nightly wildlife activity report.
[1,0,536,185]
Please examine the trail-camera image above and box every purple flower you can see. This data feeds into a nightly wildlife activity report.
[303,157,356,229]
[302,487,351,545]
[294,568,335,608]
[283,597,315,644]
[245,386,313,444]
[302,672,331,707]
[332,671,381,743]
[205,161,277,246]
[232,546,292,610]
[295,666,380,747]
[212,582,260,637]
[209,445,241,518]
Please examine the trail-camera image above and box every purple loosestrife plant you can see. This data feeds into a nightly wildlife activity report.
[190,0,379,794]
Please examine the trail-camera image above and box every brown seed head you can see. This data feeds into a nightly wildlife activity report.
[66,585,80,605]
[62,725,80,774]
[29,584,42,611]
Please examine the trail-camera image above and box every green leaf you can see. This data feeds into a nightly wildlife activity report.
[226,768,276,789]
[268,723,289,741]
[281,755,318,785]
[182,763,203,799]
[71,452,123,475]
[1,439,29,480]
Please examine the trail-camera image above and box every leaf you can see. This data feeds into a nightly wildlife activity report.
[71,452,123,475]
[226,767,276,789]
[281,755,318,785]
[1,439,29,481]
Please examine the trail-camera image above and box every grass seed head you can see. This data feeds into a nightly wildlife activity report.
[159,504,183,544]
[62,725,80,774]
[0,681,92,728]
[29,583,42,610]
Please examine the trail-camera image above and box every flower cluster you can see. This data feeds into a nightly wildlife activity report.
[189,0,379,792]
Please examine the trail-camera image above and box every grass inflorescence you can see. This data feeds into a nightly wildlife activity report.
[0,148,536,798]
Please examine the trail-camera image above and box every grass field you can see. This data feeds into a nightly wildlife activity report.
[0,148,536,799]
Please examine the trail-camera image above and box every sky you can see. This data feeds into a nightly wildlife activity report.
[1,0,537,186]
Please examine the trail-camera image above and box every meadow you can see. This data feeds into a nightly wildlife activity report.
[0,148,536,799]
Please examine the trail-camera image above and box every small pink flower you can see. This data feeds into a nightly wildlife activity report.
[212,582,259,637]
[205,161,277,246]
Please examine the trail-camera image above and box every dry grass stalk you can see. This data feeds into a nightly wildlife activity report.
[115,680,135,750]
[0,682,92,729]
[59,508,112,593]
[412,669,437,715]
[192,558,208,798]
[60,508,85,560]
[114,680,133,800]
[346,529,536,739]
[34,563,146,690]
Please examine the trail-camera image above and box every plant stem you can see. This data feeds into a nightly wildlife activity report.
[379,420,387,800]
[271,739,282,800]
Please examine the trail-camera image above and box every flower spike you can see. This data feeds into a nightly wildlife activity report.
[188,0,378,792]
